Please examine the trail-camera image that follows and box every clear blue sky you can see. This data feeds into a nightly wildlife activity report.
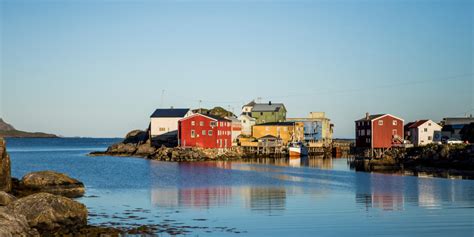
[1,0,472,138]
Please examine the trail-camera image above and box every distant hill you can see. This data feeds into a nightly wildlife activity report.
[0,118,58,138]
[192,107,235,118]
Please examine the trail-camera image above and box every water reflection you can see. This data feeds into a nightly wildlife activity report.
[356,172,474,212]
[242,187,286,215]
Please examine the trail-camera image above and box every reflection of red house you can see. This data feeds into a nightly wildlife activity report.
[178,113,232,149]
[355,113,404,149]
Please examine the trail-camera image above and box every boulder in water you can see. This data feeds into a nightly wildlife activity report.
[7,192,87,234]
[17,171,85,198]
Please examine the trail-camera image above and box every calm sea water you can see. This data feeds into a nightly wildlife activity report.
[5,138,474,237]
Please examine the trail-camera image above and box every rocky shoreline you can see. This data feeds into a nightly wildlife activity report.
[350,144,474,179]
[0,137,170,236]
[89,129,244,161]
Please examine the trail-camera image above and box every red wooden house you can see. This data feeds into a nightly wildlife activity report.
[178,113,232,149]
[355,113,404,149]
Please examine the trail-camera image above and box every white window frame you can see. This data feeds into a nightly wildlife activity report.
[378,120,383,126]
[191,130,195,138]
[393,120,397,126]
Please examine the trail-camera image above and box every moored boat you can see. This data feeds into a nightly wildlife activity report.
[288,142,308,158]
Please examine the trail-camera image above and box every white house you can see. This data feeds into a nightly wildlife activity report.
[150,108,192,138]
[238,114,256,136]
[408,120,442,146]
[225,116,242,146]
[241,100,256,115]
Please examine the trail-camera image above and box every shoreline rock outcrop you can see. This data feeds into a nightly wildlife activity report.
[14,171,85,198]
[8,192,88,235]
[0,138,11,192]
[90,129,244,161]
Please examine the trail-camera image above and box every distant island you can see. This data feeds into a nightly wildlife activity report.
[0,118,58,138]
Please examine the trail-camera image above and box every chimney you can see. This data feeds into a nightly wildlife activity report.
[365,112,369,120]
[269,101,272,105]
[170,106,174,109]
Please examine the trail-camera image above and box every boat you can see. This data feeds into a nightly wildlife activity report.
[288,142,308,158]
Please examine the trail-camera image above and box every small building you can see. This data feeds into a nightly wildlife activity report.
[178,113,232,149]
[225,116,242,146]
[150,108,192,139]
[407,120,442,146]
[242,100,287,124]
[355,113,404,149]
[440,116,474,140]
[238,114,256,136]
[252,121,304,145]
[288,112,333,145]
[241,100,256,115]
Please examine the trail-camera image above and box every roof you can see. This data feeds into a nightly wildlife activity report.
[258,135,280,140]
[243,100,256,108]
[204,114,231,121]
[355,113,404,122]
[408,120,429,128]
[150,108,190,118]
[181,113,230,122]
[254,122,295,126]
[239,114,256,121]
[356,114,385,122]
[252,103,286,112]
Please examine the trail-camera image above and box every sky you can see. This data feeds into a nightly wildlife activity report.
[1,0,473,138]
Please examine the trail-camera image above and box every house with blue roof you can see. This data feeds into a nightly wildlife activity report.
[150,107,193,139]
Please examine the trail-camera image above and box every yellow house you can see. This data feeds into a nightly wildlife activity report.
[252,122,304,145]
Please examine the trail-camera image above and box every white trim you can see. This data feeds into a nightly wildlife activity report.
[178,113,231,122]
[371,114,404,122]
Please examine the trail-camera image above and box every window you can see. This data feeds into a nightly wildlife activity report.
[393,120,397,126]
[191,121,195,126]
[378,120,383,126]
[199,121,204,126]
[424,128,428,132]
[428,123,431,126]
[428,136,432,140]
[366,129,370,135]
[210,121,217,127]
[191,130,195,138]
[260,112,263,116]
[361,130,365,136]
[208,130,213,136]
[243,120,246,123]
[392,129,397,135]
[159,127,166,131]
[202,130,206,135]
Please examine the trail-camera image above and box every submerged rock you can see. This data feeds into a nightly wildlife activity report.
[0,138,12,192]
[0,191,16,206]
[16,171,85,198]
[7,192,87,234]
[0,209,40,236]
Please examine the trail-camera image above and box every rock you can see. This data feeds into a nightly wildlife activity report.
[17,171,85,198]
[135,142,156,156]
[0,138,12,192]
[0,191,16,206]
[0,209,40,236]
[7,193,87,234]
[123,130,148,144]
[106,143,137,155]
